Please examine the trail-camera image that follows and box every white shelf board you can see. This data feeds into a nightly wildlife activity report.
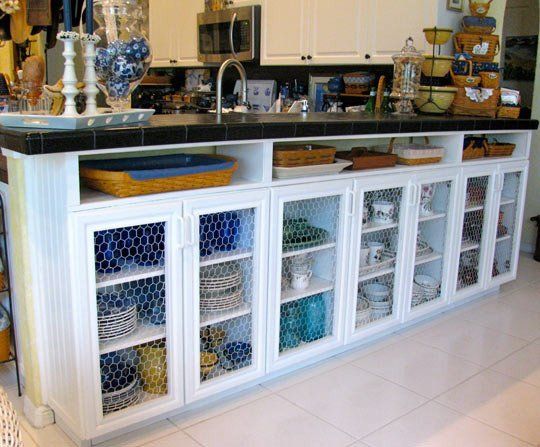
[200,302,251,327]
[500,197,516,206]
[99,323,166,354]
[464,204,484,213]
[460,241,480,252]
[281,276,334,305]
[96,262,165,288]
[358,266,395,282]
[282,242,336,259]
[200,248,253,267]
[415,251,443,266]
[418,212,446,223]
[362,221,398,234]
[496,234,512,243]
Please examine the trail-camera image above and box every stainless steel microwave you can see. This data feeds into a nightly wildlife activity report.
[197,5,261,63]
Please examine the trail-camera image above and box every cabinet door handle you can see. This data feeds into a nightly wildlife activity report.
[307,55,312,60]
[365,54,371,60]
[185,214,196,246]
[409,184,418,206]
[301,55,306,60]
[498,172,504,192]
[347,189,356,217]
[177,216,185,249]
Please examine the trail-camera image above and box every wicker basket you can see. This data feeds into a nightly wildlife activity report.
[485,140,516,157]
[463,137,487,160]
[0,272,6,291]
[386,137,444,166]
[451,71,481,88]
[80,155,238,198]
[336,147,397,170]
[480,71,500,88]
[273,144,336,167]
[454,33,499,62]
[0,327,10,362]
[342,72,374,95]
[469,0,493,17]
[449,87,500,118]
[497,106,520,119]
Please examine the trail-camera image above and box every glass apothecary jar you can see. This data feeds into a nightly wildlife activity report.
[391,38,424,115]
[94,0,152,111]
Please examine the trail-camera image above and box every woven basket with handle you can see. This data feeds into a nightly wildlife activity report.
[454,33,499,62]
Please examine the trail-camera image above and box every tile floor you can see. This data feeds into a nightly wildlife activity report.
[2,253,540,447]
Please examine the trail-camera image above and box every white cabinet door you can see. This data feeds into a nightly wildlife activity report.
[488,162,528,286]
[149,0,203,67]
[402,170,459,321]
[73,203,184,438]
[267,180,352,371]
[345,175,413,343]
[260,0,310,65]
[183,190,269,403]
[149,0,177,67]
[365,0,436,64]
[308,0,367,65]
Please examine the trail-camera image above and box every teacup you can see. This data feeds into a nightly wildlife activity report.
[420,183,436,216]
[291,271,312,290]
[372,200,395,224]
[368,241,385,265]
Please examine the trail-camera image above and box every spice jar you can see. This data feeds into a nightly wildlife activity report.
[391,38,424,115]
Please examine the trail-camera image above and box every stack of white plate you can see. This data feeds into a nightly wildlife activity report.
[356,297,371,326]
[98,302,137,342]
[411,283,425,306]
[102,379,140,414]
[414,274,440,304]
[200,264,243,312]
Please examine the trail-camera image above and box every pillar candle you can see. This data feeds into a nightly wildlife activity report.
[86,0,93,34]
[63,0,72,31]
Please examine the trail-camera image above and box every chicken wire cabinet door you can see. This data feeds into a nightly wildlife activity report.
[183,191,269,402]
[74,204,183,437]
[453,168,497,300]
[347,176,412,342]
[268,181,351,371]
[490,165,528,285]
[404,173,458,319]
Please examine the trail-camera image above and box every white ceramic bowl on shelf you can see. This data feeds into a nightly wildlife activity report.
[363,283,390,302]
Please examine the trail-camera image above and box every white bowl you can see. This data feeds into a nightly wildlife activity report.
[364,283,390,302]
[414,274,440,290]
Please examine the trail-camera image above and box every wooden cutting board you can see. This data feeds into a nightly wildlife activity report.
[10,0,33,44]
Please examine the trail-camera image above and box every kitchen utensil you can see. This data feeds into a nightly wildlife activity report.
[368,242,385,265]
[372,200,395,224]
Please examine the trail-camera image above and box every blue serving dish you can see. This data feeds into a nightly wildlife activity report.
[100,354,137,394]
[221,341,252,369]
[199,211,240,257]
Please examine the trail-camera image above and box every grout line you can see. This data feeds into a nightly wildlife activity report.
[181,430,205,447]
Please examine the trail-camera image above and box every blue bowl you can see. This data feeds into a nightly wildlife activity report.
[222,341,252,365]
[100,355,137,394]
[199,212,240,256]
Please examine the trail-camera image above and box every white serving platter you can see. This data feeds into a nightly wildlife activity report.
[272,158,352,179]
[0,108,155,130]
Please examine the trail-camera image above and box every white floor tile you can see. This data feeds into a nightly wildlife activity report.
[500,284,540,313]
[96,420,179,447]
[412,317,528,366]
[142,430,202,447]
[21,428,38,447]
[490,340,540,387]
[20,420,76,447]
[333,334,402,363]
[170,385,271,429]
[261,356,345,392]
[462,299,540,341]
[0,364,18,388]
[277,364,426,439]
[353,339,482,398]
[436,369,540,445]
[362,401,529,447]
[185,394,354,447]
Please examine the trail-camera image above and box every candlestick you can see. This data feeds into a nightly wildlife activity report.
[86,0,93,34]
[57,31,80,117]
[81,33,100,115]
[63,0,72,31]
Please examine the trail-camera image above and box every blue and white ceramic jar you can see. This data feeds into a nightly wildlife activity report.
[93,0,152,111]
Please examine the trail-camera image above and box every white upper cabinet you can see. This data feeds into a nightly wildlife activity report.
[364,0,437,64]
[260,0,310,65]
[309,0,366,65]
[149,0,204,67]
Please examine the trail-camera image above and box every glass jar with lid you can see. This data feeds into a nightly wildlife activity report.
[391,38,424,115]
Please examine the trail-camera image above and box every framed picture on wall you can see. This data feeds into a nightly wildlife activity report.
[308,76,331,112]
[447,0,463,12]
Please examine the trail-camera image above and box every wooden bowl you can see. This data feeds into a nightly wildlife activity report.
[423,28,453,45]
[415,86,458,114]
[422,56,453,78]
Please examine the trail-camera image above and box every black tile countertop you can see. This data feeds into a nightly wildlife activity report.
[0,113,537,156]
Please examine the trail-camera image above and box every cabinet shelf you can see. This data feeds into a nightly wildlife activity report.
[464,204,484,213]
[200,248,253,267]
[415,251,443,266]
[281,277,333,305]
[418,212,446,223]
[460,240,480,252]
[358,266,394,282]
[362,221,399,234]
[282,242,336,259]
[200,303,251,328]
[96,262,165,288]
[496,234,512,243]
[500,197,516,206]
[99,323,166,355]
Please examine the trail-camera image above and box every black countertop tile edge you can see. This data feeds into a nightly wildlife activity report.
[0,115,537,155]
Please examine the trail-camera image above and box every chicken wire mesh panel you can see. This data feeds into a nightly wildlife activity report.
[457,176,489,291]
[493,172,522,278]
[362,188,403,231]
[197,208,256,382]
[356,273,395,328]
[279,292,334,354]
[94,222,165,282]
[411,181,451,309]
[100,339,168,416]
[278,195,341,355]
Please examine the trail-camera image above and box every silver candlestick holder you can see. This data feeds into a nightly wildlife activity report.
[57,31,80,117]
[80,33,101,115]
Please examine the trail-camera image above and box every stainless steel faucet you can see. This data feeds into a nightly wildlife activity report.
[216,58,248,117]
